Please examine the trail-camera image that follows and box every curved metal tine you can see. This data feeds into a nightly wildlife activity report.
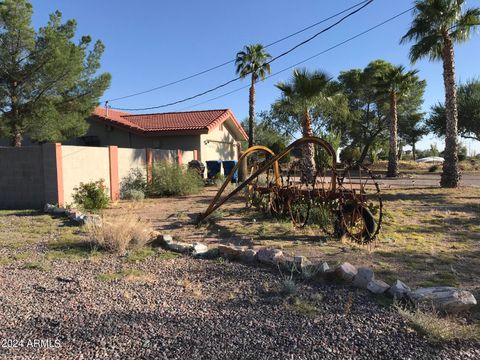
[347,167,354,195]
[352,205,363,240]
[201,137,337,222]
[359,166,363,194]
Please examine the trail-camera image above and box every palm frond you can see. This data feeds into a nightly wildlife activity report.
[449,7,480,41]
[234,43,271,80]
[402,0,479,62]
[409,33,444,62]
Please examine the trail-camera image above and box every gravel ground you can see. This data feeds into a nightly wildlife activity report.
[0,254,479,360]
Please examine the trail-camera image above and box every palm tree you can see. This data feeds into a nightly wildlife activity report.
[401,0,480,188]
[274,68,334,182]
[376,65,420,177]
[235,44,271,148]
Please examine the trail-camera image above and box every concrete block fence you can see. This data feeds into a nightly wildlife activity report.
[0,144,196,209]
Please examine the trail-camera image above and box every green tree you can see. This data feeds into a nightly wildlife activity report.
[235,44,271,148]
[398,112,429,161]
[240,111,291,162]
[337,60,392,164]
[273,68,340,182]
[0,0,111,146]
[401,0,480,187]
[376,65,423,177]
[428,79,480,142]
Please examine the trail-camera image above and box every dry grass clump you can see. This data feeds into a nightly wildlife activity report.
[395,305,480,343]
[87,215,153,254]
[178,276,205,299]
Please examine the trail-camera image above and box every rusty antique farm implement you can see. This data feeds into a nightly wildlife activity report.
[198,137,383,244]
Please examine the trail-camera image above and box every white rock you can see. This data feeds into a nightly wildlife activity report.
[279,256,295,271]
[44,204,56,213]
[352,267,375,289]
[192,242,209,256]
[257,248,284,266]
[294,256,313,272]
[408,286,477,314]
[387,280,411,299]
[162,234,173,243]
[218,244,243,259]
[334,262,358,282]
[318,262,330,274]
[72,214,85,224]
[165,241,192,254]
[367,279,390,294]
[68,210,83,221]
[82,214,102,226]
[240,249,257,263]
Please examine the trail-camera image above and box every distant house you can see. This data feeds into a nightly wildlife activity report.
[70,107,248,162]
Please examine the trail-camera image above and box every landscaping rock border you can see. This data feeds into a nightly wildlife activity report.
[44,203,100,226]
[153,236,478,315]
[41,203,479,315]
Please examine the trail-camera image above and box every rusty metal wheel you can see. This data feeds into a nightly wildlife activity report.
[338,163,382,244]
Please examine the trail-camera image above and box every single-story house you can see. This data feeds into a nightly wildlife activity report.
[70,107,248,162]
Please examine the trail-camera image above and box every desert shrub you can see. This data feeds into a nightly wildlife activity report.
[428,164,439,172]
[213,173,226,187]
[122,189,145,201]
[120,168,147,199]
[148,161,203,196]
[87,215,153,254]
[280,277,298,295]
[73,180,110,211]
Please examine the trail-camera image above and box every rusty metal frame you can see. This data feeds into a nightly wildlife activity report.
[198,137,337,223]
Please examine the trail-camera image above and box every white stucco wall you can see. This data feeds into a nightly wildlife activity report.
[61,145,111,205]
[117,148,147,184]
[200,121,238,162]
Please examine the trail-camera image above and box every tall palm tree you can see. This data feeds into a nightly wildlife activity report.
[401,0,480,188]
[235,44,271,148]
[274,68,334,182]
[376,65,420,177]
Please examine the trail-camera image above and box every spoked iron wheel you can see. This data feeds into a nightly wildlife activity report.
[286,161,312,228]
[338,163,383,244]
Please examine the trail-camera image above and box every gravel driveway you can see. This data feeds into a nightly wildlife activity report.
[0,254,478,359]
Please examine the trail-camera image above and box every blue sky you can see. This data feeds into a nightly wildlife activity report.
[30,0,480,154]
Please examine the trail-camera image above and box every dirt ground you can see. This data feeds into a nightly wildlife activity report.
[104,174,480,307]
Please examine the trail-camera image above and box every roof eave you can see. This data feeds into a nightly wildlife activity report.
[207,109,248,141]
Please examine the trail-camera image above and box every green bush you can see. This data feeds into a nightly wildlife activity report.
[73,179,110,211]
[213,173,226,187]
[120,168,147,199]
[148,161,203,196]
[122,189,145,201]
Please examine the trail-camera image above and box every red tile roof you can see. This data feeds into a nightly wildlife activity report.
[92,108,247,140]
